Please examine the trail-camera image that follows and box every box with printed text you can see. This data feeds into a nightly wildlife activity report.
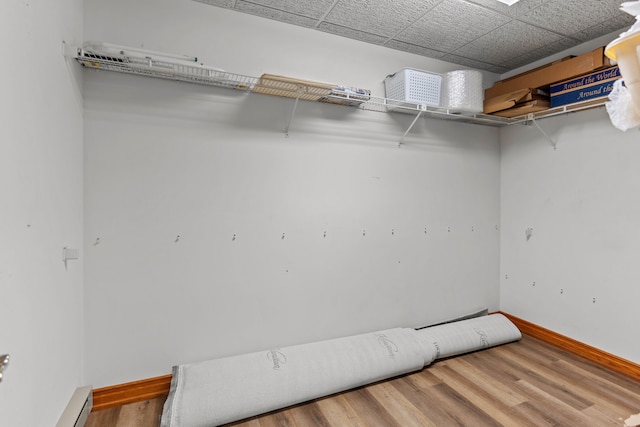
[550,66,620,108]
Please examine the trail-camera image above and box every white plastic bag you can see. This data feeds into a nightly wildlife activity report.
[605,79,640,131]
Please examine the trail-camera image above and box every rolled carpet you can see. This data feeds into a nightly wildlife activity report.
[161,313,520,427]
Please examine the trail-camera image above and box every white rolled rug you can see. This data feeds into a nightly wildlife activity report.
[161,313,521,427]
[415,313,522,359]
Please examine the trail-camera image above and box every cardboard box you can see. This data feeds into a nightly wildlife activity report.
[490,98,550,118]
[483,88,548,114]
[550,66,620,108]
[485,47,612,100]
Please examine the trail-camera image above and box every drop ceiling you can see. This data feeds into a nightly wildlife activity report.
[194,0,634,74]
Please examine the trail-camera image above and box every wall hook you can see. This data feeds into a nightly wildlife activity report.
[232,234,236,241]
[175,235,181,243]
[362,229,366,236]
[281,233,286,240]
[93,237,101,246]
[0,354,9,383]
[525,228,533,241]
[323,231,327,238]
[391,228,395,235]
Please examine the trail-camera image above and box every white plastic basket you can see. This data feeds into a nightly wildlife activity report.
[384,68,442,111]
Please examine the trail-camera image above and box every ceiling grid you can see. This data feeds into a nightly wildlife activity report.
[194,0,634,74]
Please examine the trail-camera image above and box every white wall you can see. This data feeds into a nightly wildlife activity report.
[500,107,640,364]
[0,0,84,426]
[83,0,501,386]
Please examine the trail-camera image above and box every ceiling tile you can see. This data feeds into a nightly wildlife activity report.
[501,37,578,69]
[517,0,629,35]
[395,0,512,52]
[240,0,337,20]
[193,0,236,8]
[452,20,564,64]
[323,0,441,38]
[570,13,635,41]
[316,22,389,45]
[384,40,447,58]
[440,53,508,74]
[462,0,550,18]
[235,1,318,27]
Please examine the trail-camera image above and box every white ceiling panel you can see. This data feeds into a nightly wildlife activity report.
[384,39,448,59]
[323,0,441,38]
[502,37,578,69]
[235,1,318,27]
[396,0,512,52]
[316,22,389,45]
[194,0,634,73]
[241,0,337,19]
[440,53,508,74]
[518,0,631,35]
[453,21,564,64]
[571,14,635,41]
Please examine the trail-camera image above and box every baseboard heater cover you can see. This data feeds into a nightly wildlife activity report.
[161,313,521,427]
[56,386,93,427]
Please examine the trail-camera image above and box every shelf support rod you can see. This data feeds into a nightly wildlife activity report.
[530,116,556,150]
[285,86,304,137]
[398,108,425,147]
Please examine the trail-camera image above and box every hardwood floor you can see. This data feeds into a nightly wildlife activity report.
[86,335,640,426]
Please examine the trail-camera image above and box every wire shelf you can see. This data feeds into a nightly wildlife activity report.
[75,43,609,129]
[77,49,258,91]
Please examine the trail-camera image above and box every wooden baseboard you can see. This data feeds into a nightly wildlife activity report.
[498,311,640,382]
[91,313,640,411]
[92,374,172,412]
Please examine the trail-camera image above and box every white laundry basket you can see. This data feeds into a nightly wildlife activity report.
[384,68,442,111]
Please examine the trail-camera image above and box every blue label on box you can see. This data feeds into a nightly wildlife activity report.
[550,67,620,107]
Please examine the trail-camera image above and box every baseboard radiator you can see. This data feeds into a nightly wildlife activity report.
[56,386,93,427]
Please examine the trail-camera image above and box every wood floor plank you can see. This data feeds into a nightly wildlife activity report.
[442,356,528,407]
[341,388,403,427]
[513,379,596,426]
[313,393,365,427]
[286,402,331,427]
[365,380,438,427]
[427,382,503,427]
[393,374,479,426]
[486,343,595,410]
[582,404,634,426]
[426,362,527,426]
[552,358,640,413]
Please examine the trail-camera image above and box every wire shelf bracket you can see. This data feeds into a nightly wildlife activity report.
[398,106,426,147]
[285,91,302,137]
[530,117,556,150]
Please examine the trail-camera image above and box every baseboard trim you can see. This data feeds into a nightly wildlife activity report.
[91,314,640,411]
[91,374,172,412]
[499,311,640,382]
